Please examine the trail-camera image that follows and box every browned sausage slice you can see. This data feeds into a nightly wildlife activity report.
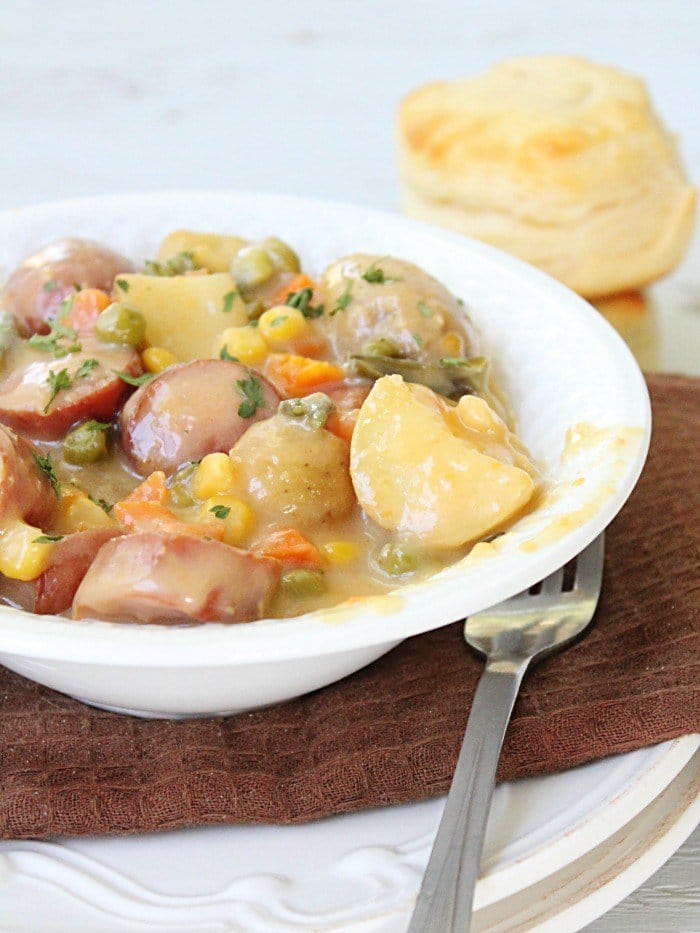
[2,238,135,336]
[120,360,279,475]
[0,339,142,440]
[0,528,122,615]
[72,533,280,624]
[0,426,57,526]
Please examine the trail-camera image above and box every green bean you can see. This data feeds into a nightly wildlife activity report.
[361,337,403,358]
[94,303,146,347]
[352,354,489,399]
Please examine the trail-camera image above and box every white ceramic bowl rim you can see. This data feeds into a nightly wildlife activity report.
[0,190,651,666]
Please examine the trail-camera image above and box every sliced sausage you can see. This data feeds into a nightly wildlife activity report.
[0,426,57,526]
[0,339,142,440]
[0,528,121,615]
[120,359,279,475]
[72,533,280,624]
[2,238,135,337]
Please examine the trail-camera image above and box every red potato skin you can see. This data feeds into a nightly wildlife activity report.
[120,360,279,475]
[2,238,135,337]
[0,528,122,615]
[0,426,56,527]
[0,340,142,440]
[72,532,280,625]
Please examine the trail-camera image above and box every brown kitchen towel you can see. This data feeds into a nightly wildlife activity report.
[0,373,698,839]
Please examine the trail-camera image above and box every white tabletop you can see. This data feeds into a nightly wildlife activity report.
[0,1,697,928]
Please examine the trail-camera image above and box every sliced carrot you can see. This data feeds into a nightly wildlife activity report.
[66,288,111,334]
[114,500,224,540]
[271,274,317,306]
[253,528,322,568]
[119,471,168,506]
[264,353,344,398]
[326,408,358,442]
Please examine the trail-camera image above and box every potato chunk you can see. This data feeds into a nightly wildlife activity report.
[113,273,247,361]
[230,415,355,529]
[350,376,536,547]
[157,230,248,273]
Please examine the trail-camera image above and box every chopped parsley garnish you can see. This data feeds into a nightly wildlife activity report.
[113,369,155,387]
[236,371,265,418]
[144,251,199,277]
[361,260,399,285]
[270,316,286,327]
[42,279,58,293]
[219,346,239,362]
[33,534,64,544]
[82,420,110,432]
[456,297,465,308]
[34,453,61,498]
[222,290,238,314]
[331,279,353,316]
[417,301,433,318]
[28,321,81,358]
[75,358,99,379]
[88,493,112,513]
[285,287,324,319]
[413,333,425,348]
[58,294,76,318]
[44,368,72,412]
[210,505,231,520]
[115,278,129,292]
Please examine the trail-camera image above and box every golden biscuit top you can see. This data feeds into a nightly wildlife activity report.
[398,56,665,178]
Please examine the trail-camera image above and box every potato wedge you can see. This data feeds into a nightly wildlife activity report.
[350,375,536,547]
[157,230,248,273]
[113,273,247,360]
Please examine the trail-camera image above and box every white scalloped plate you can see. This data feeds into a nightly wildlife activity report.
[0,736,696,931]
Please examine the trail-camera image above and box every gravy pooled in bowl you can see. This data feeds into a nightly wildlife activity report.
[0,231,539,624]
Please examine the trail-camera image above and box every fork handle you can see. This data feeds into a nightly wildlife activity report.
[408,657,530,932]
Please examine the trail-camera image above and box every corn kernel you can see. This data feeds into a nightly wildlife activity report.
[322,540,360,565]
[53,487,116,534]
[216,326,269,364]
[258,306,308,345]
[0,520,55,581]
[142,346,179,373]
[193,453,238,499]
[441,331,463,356]
[204,495,255,546]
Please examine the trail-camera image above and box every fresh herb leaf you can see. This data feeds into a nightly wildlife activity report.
[112,369,155,387]
[456,297,465,308]
[73,283,83,292]
[236,371,265,418]
[331,279,353,316]
[115,278,129,292]
[270,315,286,327]
[75,358,99,379]
[144,251,198,277]
[28,321,81,358]
[82,420,110,432]
[417,301,433,318]
[88,493,112,513]
[58,294,76,318]
[222,290,238,314]
[219,346,239,362]
[361,259,400,285]
[44,368,72,412]
[42,279,58,293]
[209,504,231,520]
[413,333,424,348]
[285,287,324,319]
[34,453,61,498]
[33,534,64,544]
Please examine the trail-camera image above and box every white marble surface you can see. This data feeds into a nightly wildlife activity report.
[0,0,698,929]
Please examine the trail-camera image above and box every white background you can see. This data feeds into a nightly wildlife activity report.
[0,1,698,928]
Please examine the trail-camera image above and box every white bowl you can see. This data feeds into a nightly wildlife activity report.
[0,191,651,717]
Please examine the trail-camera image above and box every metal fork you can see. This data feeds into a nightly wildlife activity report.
[408,533,605,932]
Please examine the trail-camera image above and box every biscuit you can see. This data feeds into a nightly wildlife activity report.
[398,57,696,297]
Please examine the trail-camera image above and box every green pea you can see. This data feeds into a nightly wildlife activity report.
[94,303,146,347]
[362,337,402,358]
[63,421,109,465]
[231,246,275,291]
[262,237,301,274]
[375,541,417,576]
[281,569,327,597]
